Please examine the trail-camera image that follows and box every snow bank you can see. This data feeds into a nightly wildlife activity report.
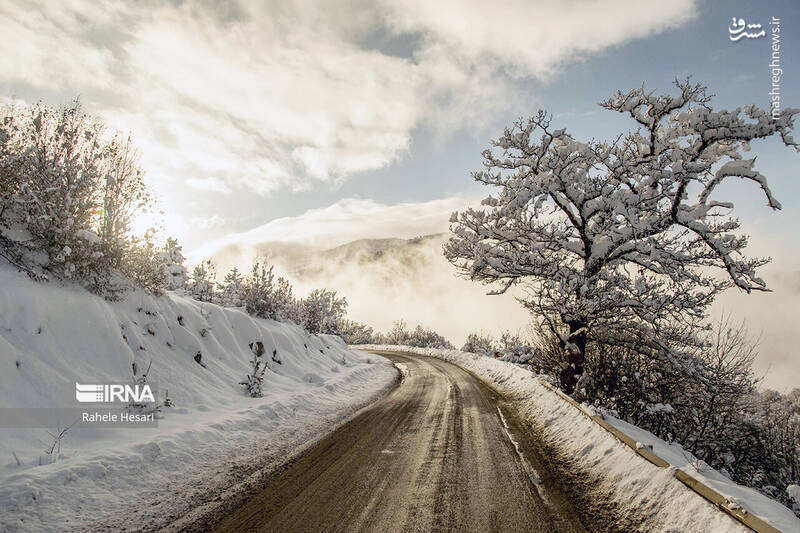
[0,267,396,532]
[356,345,800,533]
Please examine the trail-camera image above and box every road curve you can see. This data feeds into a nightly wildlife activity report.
[212,352,587,533]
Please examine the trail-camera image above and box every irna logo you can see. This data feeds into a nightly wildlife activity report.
[75,383,155,403]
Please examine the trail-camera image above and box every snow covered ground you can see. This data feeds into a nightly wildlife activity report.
[356,345,800,533]
[0,267,397,532]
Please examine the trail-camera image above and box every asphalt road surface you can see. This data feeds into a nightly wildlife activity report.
[212,352,587,533]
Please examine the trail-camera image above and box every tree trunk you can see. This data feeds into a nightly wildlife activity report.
[561,319,587,395]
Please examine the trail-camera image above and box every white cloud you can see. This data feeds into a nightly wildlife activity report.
[736,207,800,272]
[185,177,233,194]
[380,0,697,78]
[190,214,227,230]
[713,272,800,392]
[190,195,477,264]
[1,0,698,198]
[0,2,122,91]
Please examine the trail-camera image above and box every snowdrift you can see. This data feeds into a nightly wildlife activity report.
[0,267,396,532]
[356,345,800,533]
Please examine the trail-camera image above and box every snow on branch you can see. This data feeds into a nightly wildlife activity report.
[445,79,798,392]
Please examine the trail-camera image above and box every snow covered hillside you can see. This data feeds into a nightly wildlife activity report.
[356,345,800,533]
[0,267,396,532]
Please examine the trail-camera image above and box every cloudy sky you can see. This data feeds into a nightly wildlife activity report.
[4,0,796,251]
[2,0,799,387]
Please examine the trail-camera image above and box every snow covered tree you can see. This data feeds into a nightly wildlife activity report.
[754,388,800,510]
[445,80,798,393]
[370,331,388,344]
[495,331,537,364]
[406,325,454,349]
[121,229,167,295]
[160,237,187,291]
[679,316,760,456]
[188,259,216,302]
[272,276,301,322]
[385,319,410,345]
[97,133,151,269]
[217,266,244,307]
[339,320,375,345]
[461,332,495,356]
[238,260,305,320]
[301,288,347,335]
[0,101,108,283]
[0,100,154,295]
[242,262,277,318]
[498,331,525,352]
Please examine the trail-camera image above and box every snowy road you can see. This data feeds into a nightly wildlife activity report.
[210,352,587,532]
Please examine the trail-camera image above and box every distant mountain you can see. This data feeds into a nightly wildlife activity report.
[256,232,529,345]
[286,234,447,285]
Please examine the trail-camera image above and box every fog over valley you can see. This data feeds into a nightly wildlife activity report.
[199,226,800,392]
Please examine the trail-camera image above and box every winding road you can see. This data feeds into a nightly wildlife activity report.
[212,352,587,532]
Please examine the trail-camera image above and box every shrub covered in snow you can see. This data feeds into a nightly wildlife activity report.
[405,325,454,349]
[120,230,168,295]
[240,354,268,397]
[188,259,216,302]
[272,276,302,322]
[339,320,375,345]
[755,389,800,511]
[216,266,244,307]
[788,485,800,515]
[461,332,495,356]
[494,331,538,363]
[379,319,411,345]
[161,237,187,291]
[241,262,278,318]
[301,288,347,334]
[235,261,304,322]
[0,100,178,297]
[368,319,454,349]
